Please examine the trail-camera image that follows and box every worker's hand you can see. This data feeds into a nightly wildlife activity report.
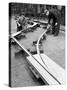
[46,10,49,16]
[47,24,51,29]
[16,21,21,26]
[55,22,58,26]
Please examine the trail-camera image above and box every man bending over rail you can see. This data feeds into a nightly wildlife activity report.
[45,7,61,36]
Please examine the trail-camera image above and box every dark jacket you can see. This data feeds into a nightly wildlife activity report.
[48,8,61,25]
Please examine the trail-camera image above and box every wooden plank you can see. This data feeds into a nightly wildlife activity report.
[27,54,65,85]
[41,54,65,84]
[27,54,60,85]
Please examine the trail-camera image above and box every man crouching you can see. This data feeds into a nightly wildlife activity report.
[16,15,27,32]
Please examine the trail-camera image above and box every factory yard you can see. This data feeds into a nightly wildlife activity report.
[10,16,65,87]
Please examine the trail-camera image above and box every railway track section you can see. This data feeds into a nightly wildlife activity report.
[10,24,65,85]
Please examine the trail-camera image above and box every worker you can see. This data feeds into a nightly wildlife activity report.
[16,15,27,32]
[16,17,22,32]
[45,7,61,36]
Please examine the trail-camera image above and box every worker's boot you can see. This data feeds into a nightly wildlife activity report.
[54,26,59,36]
[46,30,50,34]
[52,26,55,34]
